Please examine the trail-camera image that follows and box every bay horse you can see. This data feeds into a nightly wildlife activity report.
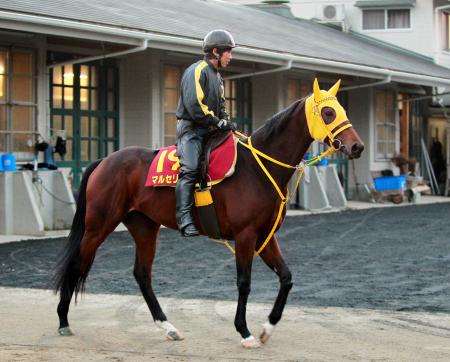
[54,79,364,348]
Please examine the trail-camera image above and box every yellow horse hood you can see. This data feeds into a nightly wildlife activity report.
[305,79,350,143]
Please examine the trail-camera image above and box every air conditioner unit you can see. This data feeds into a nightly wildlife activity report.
[317,4,346,22]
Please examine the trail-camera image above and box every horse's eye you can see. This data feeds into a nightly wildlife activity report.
[321,107,336,124]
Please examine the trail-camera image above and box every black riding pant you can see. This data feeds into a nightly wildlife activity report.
[175,119,209,230]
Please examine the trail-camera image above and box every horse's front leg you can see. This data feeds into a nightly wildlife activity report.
[258,236,293,344]
[234,232,259,348]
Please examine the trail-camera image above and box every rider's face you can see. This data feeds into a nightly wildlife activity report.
[213,49,232,68]
[220,50,233,68]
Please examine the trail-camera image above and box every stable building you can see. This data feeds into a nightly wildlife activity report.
[1,0,450,234]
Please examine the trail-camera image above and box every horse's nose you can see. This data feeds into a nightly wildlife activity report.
[351,142,364,158]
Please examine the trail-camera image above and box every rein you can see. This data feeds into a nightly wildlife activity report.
[213,130,337,256]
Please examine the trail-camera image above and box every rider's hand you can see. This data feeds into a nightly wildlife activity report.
[217,119,237,131]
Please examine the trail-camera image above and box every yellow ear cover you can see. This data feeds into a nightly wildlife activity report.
[328,79,341,97]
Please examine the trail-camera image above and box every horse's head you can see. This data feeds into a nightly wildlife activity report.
[305,79,364,159]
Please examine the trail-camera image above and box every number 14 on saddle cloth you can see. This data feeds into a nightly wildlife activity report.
[145,133,238,188]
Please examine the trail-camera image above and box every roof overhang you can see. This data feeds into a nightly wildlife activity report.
[355,0,416,8]
[1,9,448,88]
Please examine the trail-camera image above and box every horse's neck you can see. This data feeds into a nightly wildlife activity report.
[251,104,312,189]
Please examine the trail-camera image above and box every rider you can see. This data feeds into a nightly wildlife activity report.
[175,29,237,237]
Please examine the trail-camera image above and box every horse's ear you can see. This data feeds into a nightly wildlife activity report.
[313,78,321,101]
[328,79,341,97]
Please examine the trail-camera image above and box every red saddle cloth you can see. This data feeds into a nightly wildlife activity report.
[145,133,237,187]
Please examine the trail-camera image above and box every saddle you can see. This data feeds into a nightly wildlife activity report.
[145,130,238,188]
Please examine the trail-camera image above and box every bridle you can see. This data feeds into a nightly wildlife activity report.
[215,82,354,256]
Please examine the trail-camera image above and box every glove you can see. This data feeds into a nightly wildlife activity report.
[220,111,230,121]
[216,119,237,131]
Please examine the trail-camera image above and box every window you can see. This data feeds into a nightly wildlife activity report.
[376,90,396,160]
[286,79,311,106]
[442,12,450,51]
[163,65,181,146]
[286,79,314,155]
[0,48,36,159]
[52,64,75,160]
[50,59,119,189]
[223,78,252,134]
[363,9,410,30]
[224,79,237,119]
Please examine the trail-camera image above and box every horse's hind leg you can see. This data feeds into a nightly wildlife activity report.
[57,210,124,335]
[257,236,292,344]
[56,262,79,336]
[123,211,184,341]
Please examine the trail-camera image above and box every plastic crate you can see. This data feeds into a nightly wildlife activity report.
[2,153,16,171]
[373,176,406,192]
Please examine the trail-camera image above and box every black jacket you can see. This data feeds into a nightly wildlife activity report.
[176,58,227,127]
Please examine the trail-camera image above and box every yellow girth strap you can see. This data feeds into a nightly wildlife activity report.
[215,132,337,257]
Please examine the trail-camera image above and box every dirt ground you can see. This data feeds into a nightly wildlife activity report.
[1,203,450,360]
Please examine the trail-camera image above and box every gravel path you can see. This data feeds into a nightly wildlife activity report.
[1,203,449,312]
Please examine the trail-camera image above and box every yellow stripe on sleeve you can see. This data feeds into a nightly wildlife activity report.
[194,61,215,117]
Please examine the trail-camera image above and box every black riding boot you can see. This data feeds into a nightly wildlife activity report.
[175,119,206,237]
[175,174,199,237]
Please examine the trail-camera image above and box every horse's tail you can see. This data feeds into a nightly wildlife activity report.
[53,159,103,300]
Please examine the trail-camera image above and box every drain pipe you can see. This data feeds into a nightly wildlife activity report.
[340,75,392,91]
[224,59,293,80]
[402,91,450,103]
[47,39,148,68]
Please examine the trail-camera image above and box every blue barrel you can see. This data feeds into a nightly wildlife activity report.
[0,155,3,171]
[2,153,16,171]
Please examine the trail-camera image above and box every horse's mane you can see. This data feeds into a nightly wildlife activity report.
[252,98,305,141]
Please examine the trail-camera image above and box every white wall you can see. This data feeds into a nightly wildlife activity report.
[288,0,435,57]
[120,49,157,148]
[252,73,286,129]
[291,0,348,20]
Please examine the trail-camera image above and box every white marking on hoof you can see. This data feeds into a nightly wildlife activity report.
[58,326,73,336]
[260,321,275,344]
[155,320,184,341]
[241,335,260,349]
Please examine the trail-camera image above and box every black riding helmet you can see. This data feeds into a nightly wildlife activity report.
[203,29,236,53]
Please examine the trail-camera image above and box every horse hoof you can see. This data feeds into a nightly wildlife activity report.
[260,330,270,344]
[58,327,73,336]
[156,320,184,341]
[241,335,260,349]
[166,330,184,341]
[260,322,275,344]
